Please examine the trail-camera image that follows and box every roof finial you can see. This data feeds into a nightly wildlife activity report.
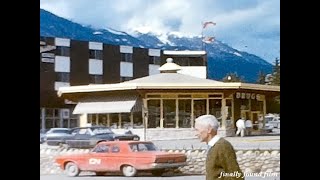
[158,58,181,73]
[166,58,173,63]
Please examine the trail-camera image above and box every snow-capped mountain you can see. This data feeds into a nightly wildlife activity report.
[40,9,272,83]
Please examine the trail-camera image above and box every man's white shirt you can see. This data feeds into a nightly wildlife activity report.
[208,135,221,148]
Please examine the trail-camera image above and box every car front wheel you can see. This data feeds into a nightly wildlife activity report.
[121,165,137,177]
[65,162,80,177]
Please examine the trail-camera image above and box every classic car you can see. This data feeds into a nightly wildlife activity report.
[55,141,187,177]
[65,126,140,148]
[265,116,280,128]
[45,128,73,146]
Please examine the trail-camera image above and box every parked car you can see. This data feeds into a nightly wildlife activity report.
[55,141,187,177]
[65,126,140,148]
[45,128,73,146]
[40,131,46,144]
[265,116,280,128]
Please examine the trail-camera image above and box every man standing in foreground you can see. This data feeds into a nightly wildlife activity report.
[194,115,244,180]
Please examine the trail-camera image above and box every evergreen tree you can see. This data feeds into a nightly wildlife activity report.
[271,58,280,85]
[257,71,266,84]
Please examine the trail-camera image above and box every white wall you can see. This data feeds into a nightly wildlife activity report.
[148,49,161,56]
[54,82,70,91]
[54,56,70,72]
[178,66,207,79]
[149,64,160,75]
[120,62,133,77]
[89,42,103,50]
[89,59,103,75]
[120,45,133,53]
[55,38,70,47]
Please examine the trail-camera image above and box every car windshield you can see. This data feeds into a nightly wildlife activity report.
[129,142,158,152]
[265,117,273,123]
[91,127,114,135]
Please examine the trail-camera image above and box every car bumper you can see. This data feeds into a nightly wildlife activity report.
[151,162,187,169]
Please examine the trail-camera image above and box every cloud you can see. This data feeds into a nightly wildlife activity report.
[40,0,280,62]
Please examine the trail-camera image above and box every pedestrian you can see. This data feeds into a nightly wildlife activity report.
[245,119,253,136]
[236,117,246,137]
[194,115,244,180]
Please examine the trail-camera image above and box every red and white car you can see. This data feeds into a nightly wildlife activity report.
[55,141,187,177]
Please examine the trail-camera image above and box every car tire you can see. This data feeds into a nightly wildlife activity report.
[121,165,137,177]
[151,169,165,176]
[65,162,80,177]
[95,172,107,176]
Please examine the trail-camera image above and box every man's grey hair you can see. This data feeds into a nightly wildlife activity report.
[195,114,220,131]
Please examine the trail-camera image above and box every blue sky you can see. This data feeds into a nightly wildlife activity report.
[40,0,280,63]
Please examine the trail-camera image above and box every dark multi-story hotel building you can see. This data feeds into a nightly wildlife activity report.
[40,36,207,131]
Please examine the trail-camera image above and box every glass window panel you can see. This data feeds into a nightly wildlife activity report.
[147,100,160,128]
[163,99,176,128]
[178,99,191,128]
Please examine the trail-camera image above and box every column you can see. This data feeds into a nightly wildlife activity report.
[96,114,99,125]
[79,113,88,127]
[59,109,63,127]
[118,113,121,128]
[263,96,267,128]
[175,99,179,128]
[142,99,148,141]
[41,108,46,132]
[191,100,194,128]
[107,114,110,127]
[221,99,227,129]
[160,99,164,128]
[130,112,134,128]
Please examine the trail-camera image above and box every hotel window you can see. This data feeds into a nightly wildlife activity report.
[89,75,103,84]
[56,46,70,56]
[89,50,103,59]
[149,56,161,65]
[89,59,103,84]
[175,58,189,66]
[120,76,133,82]
[121,53,132,62]
[55,72,70,82]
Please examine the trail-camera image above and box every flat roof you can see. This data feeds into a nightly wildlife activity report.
[163,50,206,56]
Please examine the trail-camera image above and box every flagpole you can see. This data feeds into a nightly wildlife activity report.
[201,21,204,50]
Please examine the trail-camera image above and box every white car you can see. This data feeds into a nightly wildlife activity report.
[265,116,280,128]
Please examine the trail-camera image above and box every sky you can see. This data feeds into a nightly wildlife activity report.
[40,0,280,63]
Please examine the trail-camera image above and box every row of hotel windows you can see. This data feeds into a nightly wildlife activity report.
[54,46,161,65]
[55,72,133,84]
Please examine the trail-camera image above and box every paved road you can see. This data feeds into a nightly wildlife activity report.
[40,174,280,180]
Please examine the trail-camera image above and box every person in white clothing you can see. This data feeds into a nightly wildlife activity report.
[236,117,246,137]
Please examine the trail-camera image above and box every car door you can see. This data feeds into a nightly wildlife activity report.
[107,144,122,171]
[74,129,91,148]
[86,144,112,171]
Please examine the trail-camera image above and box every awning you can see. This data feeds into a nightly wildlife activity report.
[73,94,141,114]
